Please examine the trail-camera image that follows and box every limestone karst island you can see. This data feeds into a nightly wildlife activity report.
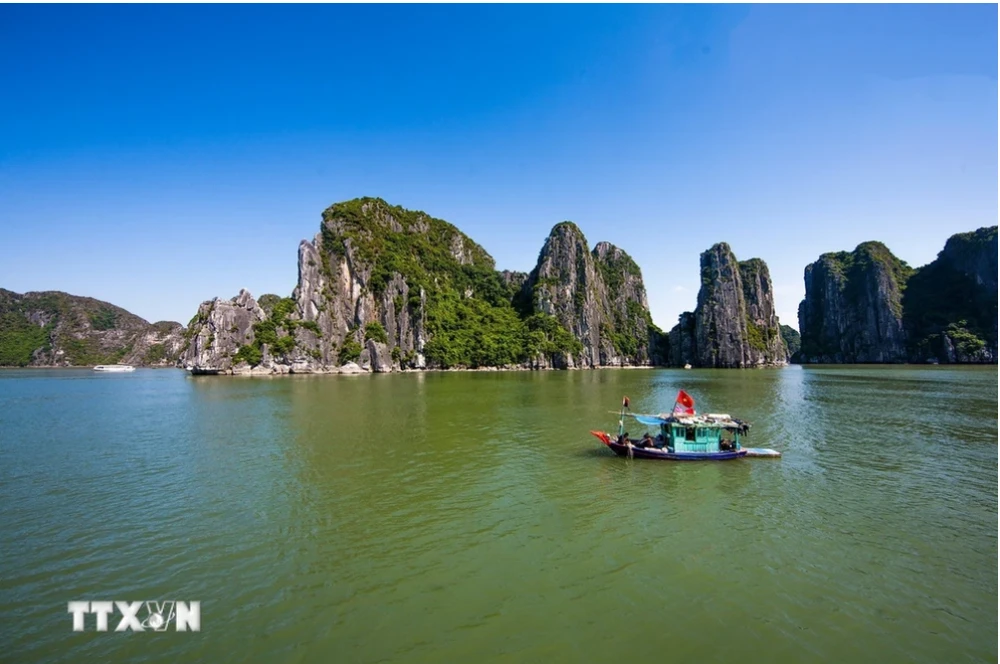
[3,5,997,664]
[1,198,996,372]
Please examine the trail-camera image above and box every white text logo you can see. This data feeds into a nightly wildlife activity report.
[67,601,200,632]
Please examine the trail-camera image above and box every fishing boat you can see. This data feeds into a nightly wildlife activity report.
[590,391,781,460]
[93,364,135,372]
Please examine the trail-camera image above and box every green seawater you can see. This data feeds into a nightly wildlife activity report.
[0,366,996,663]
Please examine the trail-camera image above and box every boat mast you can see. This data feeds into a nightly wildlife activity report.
[619,396,629,437]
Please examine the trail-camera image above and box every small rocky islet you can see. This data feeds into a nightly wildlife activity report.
[0,198,995,371]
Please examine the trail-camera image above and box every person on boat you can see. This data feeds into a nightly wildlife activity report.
[720,436,734,451]
[617,432,631,445]
[639,432,654,448]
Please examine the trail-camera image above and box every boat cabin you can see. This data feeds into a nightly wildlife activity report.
[659,416,743,453]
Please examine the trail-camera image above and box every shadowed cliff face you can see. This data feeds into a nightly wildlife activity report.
[797,243,911,363]
[781,325,801,360]
[796,230,998,366]
[0,288,185,367]
[901,226,997,364]
[669,244,786,368]
[668,312,696,367]
[941,226,998,291]
[180,199,662,374]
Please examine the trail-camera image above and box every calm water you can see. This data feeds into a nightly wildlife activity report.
[0,366,996,663]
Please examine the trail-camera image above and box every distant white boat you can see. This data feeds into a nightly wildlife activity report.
[93,364,135,372]
[684,363,692,370]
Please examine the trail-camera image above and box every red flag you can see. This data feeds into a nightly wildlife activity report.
[590,430,612,445]
[622,396,630,409]
[673,390,695,415]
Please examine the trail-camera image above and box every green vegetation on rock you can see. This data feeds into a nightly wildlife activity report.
[89,307,118,331]
[364,322,388,344]
[595,248,641,295]
[61,335,128,366]
[780,325,801,358]
[825,242,914,317]
[299,320,322,336]
[337,338,362,364]
[320,198,593,368]
[234,344,263,367]
[1,289,180,367]
[241,297,300,365]
[0,312,53,366]
[745,316,767,352]
[144,344,167,364]
[944,322,986,356]
[322,198,498,299]
[423,292,524,367]
[524,312,584,359]
[903,227,997,361]
[257,294,282,315]
[273,335,296,355]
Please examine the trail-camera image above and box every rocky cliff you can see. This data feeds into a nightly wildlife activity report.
[181,198,663,374]
[593,241,657,366]
[0,288,186,367]
[519,224,655,367]
[780,325,801,361]
[797,242,911,363]
[797,228,997,365]
[668,244,786,368]
[902,226,997,363]
[739,258,788,365]
[668,312,696,367]
[182,289,270,373]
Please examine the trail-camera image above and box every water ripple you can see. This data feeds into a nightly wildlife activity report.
[0,367,995,663]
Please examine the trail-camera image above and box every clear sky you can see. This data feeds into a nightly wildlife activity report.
[1,4,996,330]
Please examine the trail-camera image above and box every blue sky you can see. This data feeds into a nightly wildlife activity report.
[1,4,996,330]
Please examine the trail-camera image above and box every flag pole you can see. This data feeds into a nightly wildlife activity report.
[619,396,629,438]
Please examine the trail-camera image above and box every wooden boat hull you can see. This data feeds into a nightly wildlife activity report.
[608,441,748,460]
[591,431,747,461]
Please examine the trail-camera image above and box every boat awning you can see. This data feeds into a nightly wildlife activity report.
[627,412,747,429]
